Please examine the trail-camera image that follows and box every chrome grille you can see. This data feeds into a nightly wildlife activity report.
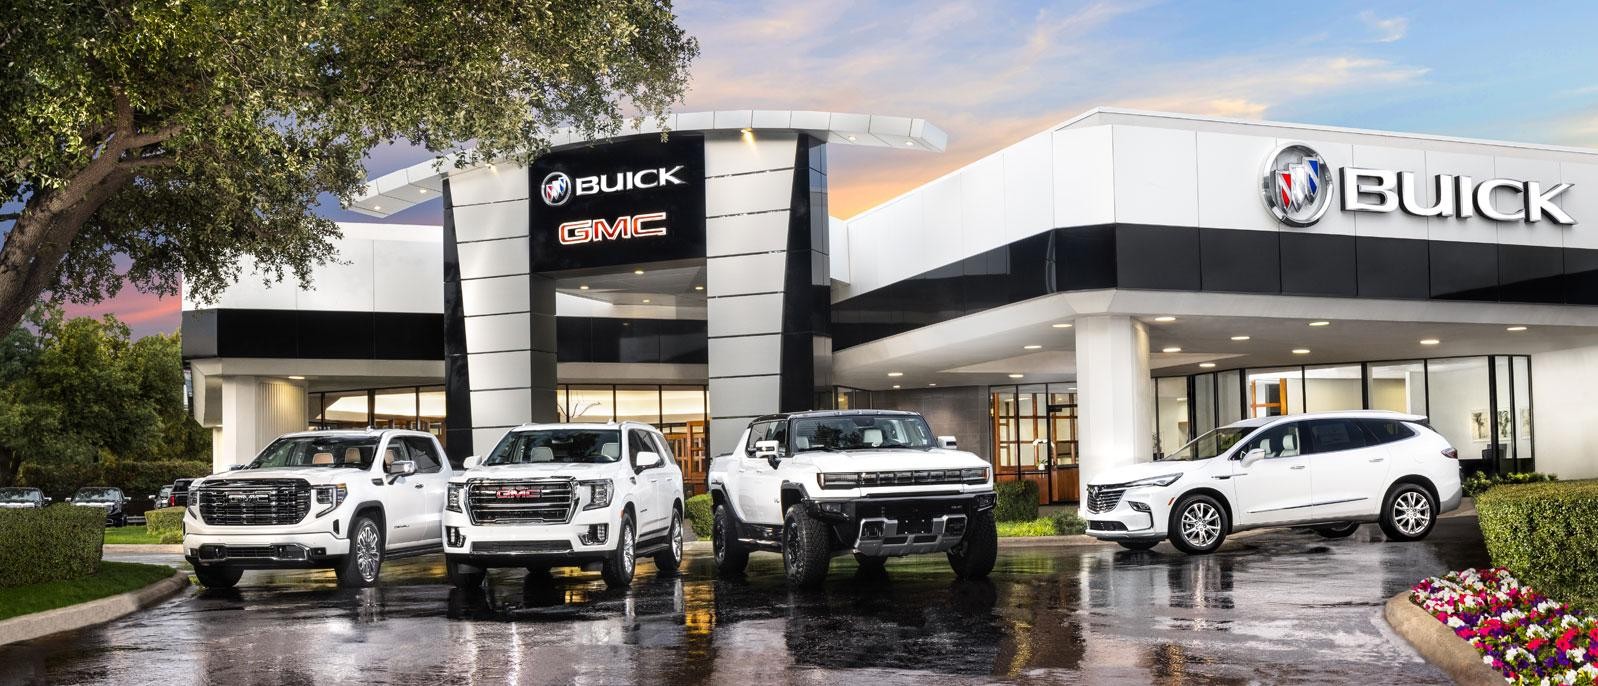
[857,470,973,487]
[196,479,311,526]
[1085,484,1128,514]
[466,478,577,525]
[472,540,573,555]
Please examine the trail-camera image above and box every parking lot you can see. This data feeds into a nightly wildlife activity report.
[1,515,1486,685]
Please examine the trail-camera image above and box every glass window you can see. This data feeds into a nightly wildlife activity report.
[1360,419,1415,445]
[1423,357,1491,464]
[1304,365,1364,413]
[1241,423,1301,458]
[1192,373,1217,438]
[650,433,678,468]
[250,435,378,470]
[661,386,706,424]
[616,386,662,424]
[745,421,775,454]
[791,414,934,452]
[1302,419,1370,454]
[380,438,409,470]
[1160,425,1253,462]
[319,390,370,428]
[567,386,615,423]
[373,388,419,429]
[418,386,446,437]
[628,429,658,466]
[1511,356,1533,470]
[402,436,443,473]
[1155,377,1189,457]
[1367,361,1426,415]
[1217,370,1244,425]
[485,428,623,465]
[1248,368,1302,417]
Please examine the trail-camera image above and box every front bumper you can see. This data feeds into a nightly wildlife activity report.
[805,492,996,557]
[442,504,620,569]
[1081,487,1169,540]
[183,530,349,568]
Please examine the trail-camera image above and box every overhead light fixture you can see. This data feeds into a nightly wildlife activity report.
[887,372,903,377]
[642,299,651,304]
[578,285,590,290]
[1507,326,1528,332]
[372,205,381,211]
[740,127,752,134]
[634,269,645,275]
[1052,323,1073,329]
[1198,363,1216,368]
[1292,348,1311,355]
[1008,374,1024,379]
[694,285,704,291]
[1177,397,1187,403]
[1231,335,1251,341]
[846,135,857,142]
[1067,387,1077,392]
[905,140,915,146]
[417,188,427,194]
[1419,338,1440,345]
[1154,316,1176,322]
[891,384,901,389]
[1162,347,1182,353]
[1309,321,1330,327]
[1023,344,1042,350]
[928,383,937,387]
[288,375,305,380]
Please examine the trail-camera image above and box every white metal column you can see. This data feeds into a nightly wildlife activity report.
[1074,315,1153,488]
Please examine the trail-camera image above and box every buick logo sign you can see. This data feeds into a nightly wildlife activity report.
[1261,143,1335,227]
[541,172,572,207]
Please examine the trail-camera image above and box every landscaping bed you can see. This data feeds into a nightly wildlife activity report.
[0,562,175,622]
[1477,480,1598,609]
[104,527,167,545]
[1411,567,1598,684]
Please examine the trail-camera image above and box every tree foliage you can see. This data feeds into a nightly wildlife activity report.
[0,304,209,484]
[0,1,698,336]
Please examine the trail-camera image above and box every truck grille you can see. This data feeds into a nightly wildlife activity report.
[196,479,312,526]
[1085,484,1128,514]
[472,540,573,555]
[857,470,974,487]
[467,479,577,525]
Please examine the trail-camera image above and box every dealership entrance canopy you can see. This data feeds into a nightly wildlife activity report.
[183,107,1598,500]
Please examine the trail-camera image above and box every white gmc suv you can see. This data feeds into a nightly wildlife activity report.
[183,429,451,588]
[709,410,999,589]
[443,422,685,590]
[1083,410,1463,554]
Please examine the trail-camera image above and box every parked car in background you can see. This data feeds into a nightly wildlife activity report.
[444,422,685,590]
[69,487,128,527]
[182,429,452,589]
[1082,410,1463,555]
[150,485,173,507]
[166,478,196,508]
[0,487,47,509]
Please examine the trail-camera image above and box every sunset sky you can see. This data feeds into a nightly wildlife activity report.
[59,1,1598,336]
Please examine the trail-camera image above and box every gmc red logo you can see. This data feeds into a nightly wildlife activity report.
[558,212,667,246]
[496,488,542,499]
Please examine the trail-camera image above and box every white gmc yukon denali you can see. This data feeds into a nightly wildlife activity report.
[708,410,999,588]
[183,429,451,588]
[442,422,685,590]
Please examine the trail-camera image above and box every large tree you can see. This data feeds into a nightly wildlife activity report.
[0,1,697,335]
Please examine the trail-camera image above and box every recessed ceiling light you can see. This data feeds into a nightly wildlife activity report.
[633,269,645,275]
[740,127,753,134]
[1067,387,1077,392]
[1052,323,1073,329]
[887,372,904,377]
[579,285,589,290]
[642,299,651,304]
[694,285,704,291]
[288,375,305,380]
[372,205,381,211]
[1420,338,1440,345]
[1177,397,1187,403]
[1154,316,1176,322]
[905,140,915,146]
[1507,326,1527,332]
[1292,348,1311,355]
[1309,321,1330,327]
[417,188,427,194]
[1162,346,1182,353]
[1008,374,1024,379]
[928,383,937,387]
[1231,335,1251,341]
[1198,363,1216,368]
[847,135,857,142]
[1023,344,1042,350]
[891,384,901,389]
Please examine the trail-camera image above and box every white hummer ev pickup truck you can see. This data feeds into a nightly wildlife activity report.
[708,410,999,588]
[442,422,686,589]
[183,429,452,588]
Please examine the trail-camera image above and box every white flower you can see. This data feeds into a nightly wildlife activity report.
[1578,662,1598,677]
[1484,655,1497,666]
[1571,648,1588,661]
[1447,617,1466,628]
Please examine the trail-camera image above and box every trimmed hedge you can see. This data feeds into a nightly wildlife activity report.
[145,507,185,544]
[0,506,104,588]
[17,460,209,501]
[684,494,712,538]
[994,481,1039,522]
[1462,470,1558,498]
[1477,480,1598,607]
[1048,510,1087,535]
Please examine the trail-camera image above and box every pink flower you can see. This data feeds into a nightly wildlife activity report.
[1557,628,1580,652]
[1529,637,1548,652]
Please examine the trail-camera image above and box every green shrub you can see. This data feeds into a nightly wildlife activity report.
[0,506,104,588]
[684,494,713,538]
[996,518,1056,537]
[994,481,1039,522]
[1463,471,1558,498]
[1477,480,1598,607]
[17,460,209,501]
[1048,510,1087,535]
[145,507,185,542]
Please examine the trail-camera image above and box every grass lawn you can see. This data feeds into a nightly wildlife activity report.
[0,562,174,622]
[997,518,1061,537]
[103,528,166,545]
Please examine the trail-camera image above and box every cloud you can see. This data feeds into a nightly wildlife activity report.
[1359,11,1408,43]
[62,289,180,338]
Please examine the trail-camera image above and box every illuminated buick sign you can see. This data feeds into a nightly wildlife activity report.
[1261,143,1575,226]
[541,172,572,206]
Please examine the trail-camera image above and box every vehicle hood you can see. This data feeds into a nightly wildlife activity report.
[1089,459,1213,486]
[796,448,988,474]
[454,462,616,482]
[197,468,363,485]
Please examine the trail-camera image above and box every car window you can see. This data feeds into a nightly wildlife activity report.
[744,422,774,455]
[381,439,409,470]
[628,429,659,469]
[1241,423,1302,458]
[1360,419,1415,445]
[650,434,678,468]
[402,437,444,473]
[1303,419,1371,454]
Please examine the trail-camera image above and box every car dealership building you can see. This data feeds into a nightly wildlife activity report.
[182,107,1598,502]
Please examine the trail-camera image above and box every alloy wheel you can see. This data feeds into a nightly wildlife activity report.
[671,515,683,560]
[356,523,380,581]
[1394,491,1432,536]
[621,523,635,576]
[1181,502,1221,548]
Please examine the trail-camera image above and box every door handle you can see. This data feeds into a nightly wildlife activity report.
[1368,458,1385,463]
[630,477,637,485]
[414,483,424,489]
[1289,465,1307,470]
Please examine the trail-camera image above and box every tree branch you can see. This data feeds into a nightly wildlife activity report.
[122,122,186,149]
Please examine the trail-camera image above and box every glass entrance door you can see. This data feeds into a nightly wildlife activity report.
[1045,393,1080,503]
[991,384,1080,505]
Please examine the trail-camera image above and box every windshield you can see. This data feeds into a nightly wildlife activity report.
[73,488,120,501]
[1159,426,1254,462]
[0,488,39,502]
[485,429,622,465]
[248,436,378,469]
[791,415,935,452]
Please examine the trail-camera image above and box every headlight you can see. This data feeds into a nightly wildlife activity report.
[1125,473,1184,488]
[580,479,612,510]
[817,472,860,489]
[313,484,347,517]
[446,483,465,513]
[961,467,991,484]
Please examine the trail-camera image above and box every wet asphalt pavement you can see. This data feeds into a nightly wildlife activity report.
[1,517,1487,685]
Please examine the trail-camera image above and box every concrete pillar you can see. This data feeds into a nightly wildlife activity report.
[1074,315,1153,487]
[216,376,307,473]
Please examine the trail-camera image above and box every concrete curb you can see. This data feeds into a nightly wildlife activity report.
[1384,592,1505,686]
[0,569,189,646]
[103,544,184,554]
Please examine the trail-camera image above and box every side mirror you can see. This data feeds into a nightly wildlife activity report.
[228,464,247,471]
[148,495,156,502]
[1239,448,1266,467]
[387,460,417,477]
[937,436,958,450]
[634,451,664,470]
[463,456,480,470]
[64,497,73,503]
[753,439,780,466]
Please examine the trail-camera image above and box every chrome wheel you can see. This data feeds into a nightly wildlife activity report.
[1394,491,1432,536]
[620,522,635,576]
[1180,502,1222,548]
[355,523,381,581]
[670,514,683,561]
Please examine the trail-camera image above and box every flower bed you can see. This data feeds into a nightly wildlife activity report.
[1411,567,1598,684]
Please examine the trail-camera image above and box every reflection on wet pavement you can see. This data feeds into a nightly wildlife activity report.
[1,518,1486,685]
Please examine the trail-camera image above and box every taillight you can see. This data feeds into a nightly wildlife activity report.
[1442,448,1458,460]
[168,495,176,507]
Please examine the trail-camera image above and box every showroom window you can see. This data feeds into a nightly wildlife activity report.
[550,383,708,494]
[989,384,1079,504]
[308,384,449,454]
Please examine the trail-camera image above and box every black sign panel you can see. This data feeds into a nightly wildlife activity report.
[528,134,706,272]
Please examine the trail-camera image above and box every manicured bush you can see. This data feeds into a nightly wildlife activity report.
[993,481,1039,522]
[1476,480,1598,608]
[0,505,104,588]
[1048,510,1086,535]
[145,507,186,544]
[1463,470,1558,498]
[684,494,713,538]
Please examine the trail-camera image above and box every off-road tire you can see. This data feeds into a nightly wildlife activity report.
[600,513,637,589]
[1117,539,1160,551]
[335,515,384,587]
[194,565,243,589]
[446,556,486,589]
[1313,522,1360,539]
[1379,484,1437,542]
[712,503,748,576]
[654,508,684,573]
[947,510,998,580]
[1168,494,1229,555]
[783,504,831,589]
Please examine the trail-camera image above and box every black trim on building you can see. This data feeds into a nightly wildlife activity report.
[778,134,833,411]
[832,223,1598,351]
[441,179,473,461]
[181,309,444,360]
[556,317,708,364]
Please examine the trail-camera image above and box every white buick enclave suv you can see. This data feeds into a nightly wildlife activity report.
[1082,411,1462,554]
